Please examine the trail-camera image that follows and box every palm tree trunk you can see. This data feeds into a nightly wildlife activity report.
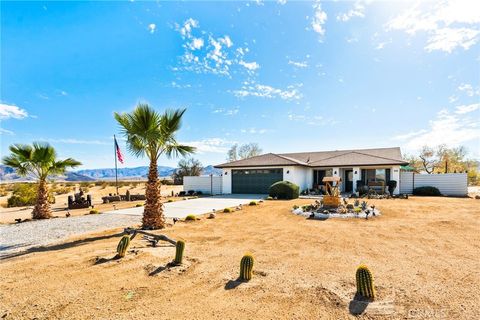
[32,179,52,219]
[143,159,165,229]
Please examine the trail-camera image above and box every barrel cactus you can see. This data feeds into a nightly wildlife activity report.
[356,264,375,300]
[239,253,254,281]
[174,240,185,265]
[116,235,131,258]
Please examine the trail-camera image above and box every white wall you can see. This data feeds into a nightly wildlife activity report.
[400,172,467,196]
[390,166,401,195]
[183,176,223,195]
[283,166,310,191]
[221,168,232,194]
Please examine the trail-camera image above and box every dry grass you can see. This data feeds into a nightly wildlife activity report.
[0,197,479,319]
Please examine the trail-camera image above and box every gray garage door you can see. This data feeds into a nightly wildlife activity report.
[232,168,283,194]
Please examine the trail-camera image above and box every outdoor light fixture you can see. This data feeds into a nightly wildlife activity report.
[334,171,337,175]
[354,170,358,174]
[286,170,290,174]
[225,171,228,175]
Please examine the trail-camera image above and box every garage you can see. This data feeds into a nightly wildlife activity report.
[232,168,283,194]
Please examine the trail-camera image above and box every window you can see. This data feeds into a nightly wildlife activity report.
[362,169,387,183]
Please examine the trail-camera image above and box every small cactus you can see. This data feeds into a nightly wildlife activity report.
[356,264,375,300]
[354,199,360,207]
[239,253,254,281]
[361,201,368,211]
[174,240,185,265]
[116,235,131,258]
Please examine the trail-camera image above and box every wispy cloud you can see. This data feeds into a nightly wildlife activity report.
[288,60,308,68]
[240,128,268,134]
[311,0,327,41]
[0,103,28,120]
[455,103,480,114]
[0,127,14,135]
[393,108,480,149]
[212,107,239,116]
[387,1,480,53]
[336,0,366,22]
[47,138,110,145]
[148,23,156,34]
[174,18,257,77]
[233,81,302,100]
[457,83,479,97]
[181,138,234,153]
[288,113,337,126]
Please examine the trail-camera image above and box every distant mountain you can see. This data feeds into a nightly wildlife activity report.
[0,164,222,182]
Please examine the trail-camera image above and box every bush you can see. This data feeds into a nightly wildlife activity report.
[135,203,143,207]
[292,205,299,210]
[266,196,273,200]
[185,214,196,221]
[269,181,299,200]
[167,199,174,202]
[413,186,442,196]
[223,207,233,213]
[89,209,99,214]
[249,201,257,206]
[7,183,55,207]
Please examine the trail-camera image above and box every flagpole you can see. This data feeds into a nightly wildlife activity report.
[114,135,119,195]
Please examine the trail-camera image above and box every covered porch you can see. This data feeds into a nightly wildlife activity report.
[311,165,401,195]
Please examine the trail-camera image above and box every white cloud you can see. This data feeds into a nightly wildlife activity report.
[311,1,327,40]
[288,60,308,68]
[387,0,480,53]
[457,83,479,96]
[0,127,14,135]
[233,81,302,100]
[239,60,260,71]
[277,0,287,5]
[212,107,239,116]
[174,18,254,77]
[288,113,337,126]
[455,103,480,114]
[336,1,366,22]
[0,103,28,119]
[47,138,110,145]
[182,138,234,153]
[393,108,480,149]
[148,23,156,34]
[241,128,267,134]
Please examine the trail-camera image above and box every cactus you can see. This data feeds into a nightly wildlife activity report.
[116,235,131,258]
[239,253,254,281]
[354,199,360,207]
[174,240,185,265]
[356,264,376,300]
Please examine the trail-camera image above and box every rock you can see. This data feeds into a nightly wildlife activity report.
[208,213,216,219]
[475,195,480,200]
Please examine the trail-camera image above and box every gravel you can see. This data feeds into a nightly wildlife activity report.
[0,213,141,258]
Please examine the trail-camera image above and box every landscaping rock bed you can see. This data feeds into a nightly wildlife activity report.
[292,198,381,220]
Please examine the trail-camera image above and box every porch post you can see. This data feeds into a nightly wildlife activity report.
[391,166,400,195]
[352,167,360,193]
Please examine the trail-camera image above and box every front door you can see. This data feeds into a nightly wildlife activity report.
[345,169,353,192]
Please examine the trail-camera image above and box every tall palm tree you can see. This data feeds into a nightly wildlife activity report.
[114,103,195,229]
[2,142,81,219]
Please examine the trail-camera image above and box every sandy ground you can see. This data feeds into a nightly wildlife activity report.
[0,184,183,224]
[0,196,479,319]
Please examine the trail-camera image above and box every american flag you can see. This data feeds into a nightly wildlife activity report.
[114,136,124,164]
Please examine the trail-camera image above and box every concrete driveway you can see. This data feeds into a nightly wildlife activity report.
[105,194,265,219]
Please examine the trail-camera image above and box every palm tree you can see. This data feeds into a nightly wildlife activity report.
[114,103,195,229]
[2,143,81,219]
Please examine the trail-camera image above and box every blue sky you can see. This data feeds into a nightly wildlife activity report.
[1,0,479,169]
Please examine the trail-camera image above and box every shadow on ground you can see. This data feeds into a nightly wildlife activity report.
[349,293,371,315]
[224,278,247,290]
[1,232,123,261]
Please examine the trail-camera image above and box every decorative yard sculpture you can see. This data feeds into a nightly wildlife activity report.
[67,188,92,209]
[322,176,342,208]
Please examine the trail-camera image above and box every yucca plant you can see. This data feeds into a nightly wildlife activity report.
[115,104,195,229]
[2,143,81,219]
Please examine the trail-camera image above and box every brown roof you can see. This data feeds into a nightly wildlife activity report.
[215,147,408,168]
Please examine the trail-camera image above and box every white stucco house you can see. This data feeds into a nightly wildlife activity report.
[215,147,409,195]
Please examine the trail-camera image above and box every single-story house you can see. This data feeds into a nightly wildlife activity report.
[215,147,409,195]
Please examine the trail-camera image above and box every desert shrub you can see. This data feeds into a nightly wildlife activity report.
[51,185,72,195]
[79,182,90,188]
[266,196,273,200]
[292,205,299,210]
[167,199,174,202]
[249,201,257,206]
[0,186,8,197]
[269,181,299,200]
[160,179,174,185]
[223,207,233,213]
[135,203,143,207]
[89,209,99,214]
[413,186,442,196]
[7,183,55,207]
[185,214,196,221]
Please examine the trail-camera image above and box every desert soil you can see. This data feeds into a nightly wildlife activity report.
[0,196,479,319]
[0,184,183,224]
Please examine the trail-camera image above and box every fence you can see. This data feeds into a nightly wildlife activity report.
[400,172,467,196]
[183,176,223,195]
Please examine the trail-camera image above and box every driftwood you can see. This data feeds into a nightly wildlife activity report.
[123,227,177,246]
